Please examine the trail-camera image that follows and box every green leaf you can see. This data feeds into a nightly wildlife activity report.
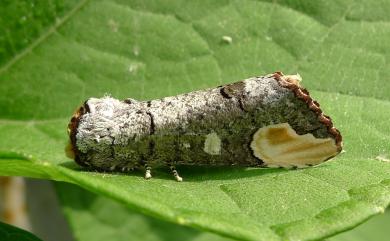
[55,181,232,241]
[328,208,390,241]
[1,0,390,240]
[56,182,390,241]
[0,221,43,241]
[55,181,390,241]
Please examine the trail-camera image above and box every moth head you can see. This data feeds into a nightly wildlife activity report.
[250,123,340,168]
[65,102,90,160]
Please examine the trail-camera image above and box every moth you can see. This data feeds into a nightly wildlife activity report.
[66,72,342,181]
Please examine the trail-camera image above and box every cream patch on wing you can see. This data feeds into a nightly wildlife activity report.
[250,123,338,167]
[281,74,302,86]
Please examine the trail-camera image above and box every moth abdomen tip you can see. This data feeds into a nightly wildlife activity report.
[65,140,75,159]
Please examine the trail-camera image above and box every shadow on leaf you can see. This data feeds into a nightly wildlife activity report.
[60,160,288,182]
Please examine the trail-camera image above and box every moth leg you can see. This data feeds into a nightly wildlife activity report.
[169,164,183,182]
[144,164,152,179]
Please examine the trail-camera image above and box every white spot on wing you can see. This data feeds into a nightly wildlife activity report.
[204,132,221,155]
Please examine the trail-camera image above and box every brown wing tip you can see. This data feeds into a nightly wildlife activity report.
[272,72,343,152]
[66,103,88,162]
[250,123,339,168]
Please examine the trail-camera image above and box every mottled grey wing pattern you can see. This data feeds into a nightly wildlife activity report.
[66,72,342,181]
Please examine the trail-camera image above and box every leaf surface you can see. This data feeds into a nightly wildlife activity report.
[328,208,390,241]
[1,0,390,240]
[55,182,390,241]
[0,222,43,241]
[55,182,232,241]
